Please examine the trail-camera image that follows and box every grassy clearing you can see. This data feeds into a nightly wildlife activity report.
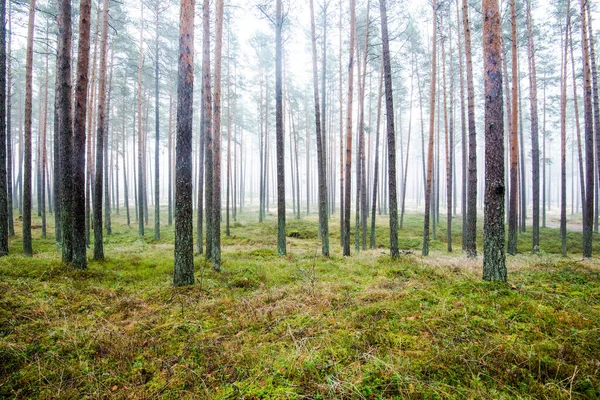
[1,211,599,399]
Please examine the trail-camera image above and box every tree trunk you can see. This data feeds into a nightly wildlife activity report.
[0,0,7,255]
[202,0,213,257]
[93,0,109,260]
[275,0,286,256]
[380,0,399,258]
[560,0,571,255]
[462,0,477,257]
[585,2,600,234]
[309,0,329,256]
[72,0,91,268]
[212,0,224,270]
[137,5,145,237]
[343,0,356,256]
[526,0,540,252]
[22,0,36,256]
[580,0,594,257]
[154,2,161,241]
[6,0,13,238]
[423,0,437,257]
[173,0,195,286]
[58,0,74,259]
[508,0,519,255]
[482,0,506,281]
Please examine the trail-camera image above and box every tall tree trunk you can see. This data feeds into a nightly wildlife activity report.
[93,0,109,260]
[309,0,329,256]
[508,0,519,255]
[0,0,7,255]
[154,2,161,240]
[72,0,91,268]
[338,0,344,244]
[462,0,477,257]
[423,0,437,257]
[560,1,571,255]
[6,0,13,238]
[137,5,145,237]
[482,0,506,281]
[526,0,540,252]
[343,0,356,256]
[586,2,600,234]
[580,0,594,257]
[212,0,224,270]
[275,0,286,256]
[58,0,73,260]
[202,0,213,257]
[22,0,36,256]
[173,0,195,286]
[226,25,231,237]
[380,0,399,258]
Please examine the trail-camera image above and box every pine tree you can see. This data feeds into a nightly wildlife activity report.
[482,0,507,281]
[22,0,36,257]
[93,0,110,260]
[173,0,195,287]
[379,0,399,258]
[72,0,92,269]
[0,0,7,256]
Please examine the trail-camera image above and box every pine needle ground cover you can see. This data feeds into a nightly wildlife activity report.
[1,213,599,399]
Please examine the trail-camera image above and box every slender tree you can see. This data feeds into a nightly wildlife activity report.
[154,0,160,241]
[309,0,329,256]
[212,0,224,270]
[343,0,356,256]
[526,0,540,252]
[137,5,145,237]
[507,0,519,255]
[201,0,212,256]
[482,0,506,281]
[560,0,570,255]
[379,0,399,258]
[72,0,92,268]
[423,0,437,257]
[6,0,13,238]
[58,0,74,260]
[93,0,110,260]
[275,0,286,256]
[173,0,195,287]
[22,0,36,256]
[0,0,7,256]
[462,0,477,257]
[580,0,594,257]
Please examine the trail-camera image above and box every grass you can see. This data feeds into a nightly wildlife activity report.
[1,210,599,399]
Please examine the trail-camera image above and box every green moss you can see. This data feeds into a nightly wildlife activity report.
[0,211,599,398]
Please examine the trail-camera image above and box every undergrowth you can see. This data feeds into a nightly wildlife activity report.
[1,211,599,399]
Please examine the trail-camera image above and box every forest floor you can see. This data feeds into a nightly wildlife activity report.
[1,211,599,399]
